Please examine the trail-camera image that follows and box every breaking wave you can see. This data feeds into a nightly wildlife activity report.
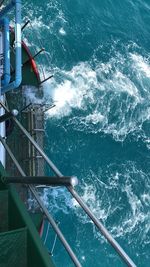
[45,48,150,142]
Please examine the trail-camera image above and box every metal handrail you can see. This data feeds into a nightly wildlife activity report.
[0,136,81,267]
[0,100,137,267]
[0,0,22,94]
[2,175,78,187]
[0,109,18,122]
[0,1,5,8]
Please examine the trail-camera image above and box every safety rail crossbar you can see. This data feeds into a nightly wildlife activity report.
[0,108,18,122]
[0,100,137,267]
[2,175,78,187]
[0,136,82,267]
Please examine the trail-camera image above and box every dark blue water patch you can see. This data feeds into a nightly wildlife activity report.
[23,0,150,69]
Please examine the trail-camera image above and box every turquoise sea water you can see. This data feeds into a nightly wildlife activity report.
[23,1,150,266]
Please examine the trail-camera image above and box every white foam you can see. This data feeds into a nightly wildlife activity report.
[77,183,110,223]
[141,193,150,206]
[23,86,43,105]
[46,62,98,118]
[109,163,150,240]
[86,112,105,124]
[111,71,140,100]
[22,3,150,142]
[22,22,150,143]
[31,16,44,28]
[43,51,150,141]
[71,162,150,242]
[39,187,75,215]
[59,27,66,36]
[131,53,150,78]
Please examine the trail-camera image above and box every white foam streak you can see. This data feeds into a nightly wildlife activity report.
[131,54,150,78]
[46,63,98,118]
[40,187,74,215]
[44,51,150,141]
[141,193,150,206]
[86,112,105,124]
[59,27,66,36]
[73,162,150,242]
[112,71,140,100]
[78,183,111,222]
[23,86,43,105]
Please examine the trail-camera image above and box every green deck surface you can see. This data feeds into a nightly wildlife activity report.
[0,163,55,267]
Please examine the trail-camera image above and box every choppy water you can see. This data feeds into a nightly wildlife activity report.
[23,1,150,266]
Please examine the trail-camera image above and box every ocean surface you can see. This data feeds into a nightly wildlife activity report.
[22,1,150,266]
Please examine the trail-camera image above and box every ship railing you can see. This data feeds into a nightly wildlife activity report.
[0,99,136,267]
[1,0,52,86]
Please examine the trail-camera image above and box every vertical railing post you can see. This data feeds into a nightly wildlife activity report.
[0,17,10,87]
[1,0,22,94]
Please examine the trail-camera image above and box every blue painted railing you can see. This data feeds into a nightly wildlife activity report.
[0,0,22,94]
[0,17,10,87]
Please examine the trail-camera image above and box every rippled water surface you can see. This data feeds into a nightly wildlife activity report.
[22,1,150,266]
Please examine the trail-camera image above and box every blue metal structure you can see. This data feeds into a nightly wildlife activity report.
[0,0,22,94]
[1,17,10,87]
